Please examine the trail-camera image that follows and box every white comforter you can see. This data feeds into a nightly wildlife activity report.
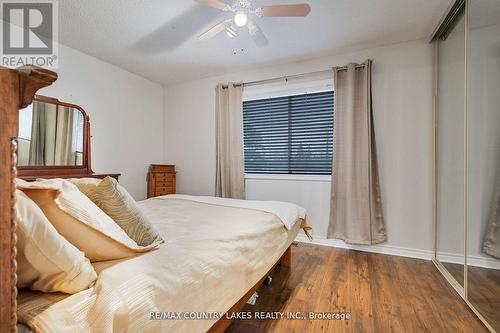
[159,194,309,231]
[17,196,311,333]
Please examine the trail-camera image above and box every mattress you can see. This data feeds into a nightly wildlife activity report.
[17,197,310,332]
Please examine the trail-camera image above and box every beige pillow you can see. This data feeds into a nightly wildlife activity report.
[70,177,163,246]
[15,190,97,293]
[17,179,158,262]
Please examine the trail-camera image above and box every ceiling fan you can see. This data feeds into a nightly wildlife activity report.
[195,0,311,47]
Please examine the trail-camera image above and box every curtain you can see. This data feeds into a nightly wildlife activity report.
[29,101,56,165]
[327,60,387,245]
[29,102,75,166]
[483,180,500,258]
[54,106,75,165]
[214,83,245,199]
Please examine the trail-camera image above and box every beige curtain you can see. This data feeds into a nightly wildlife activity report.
[483,180,500,258]
[215,83,245,199]
[327,60,387,245]
[54,106,75,165]
[29,101,57,165]
[29,102,75,166]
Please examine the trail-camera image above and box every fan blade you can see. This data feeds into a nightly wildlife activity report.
[247,20,268,47]
[260,4,311,17]
[194,0,228,11]
[198,19,231,40]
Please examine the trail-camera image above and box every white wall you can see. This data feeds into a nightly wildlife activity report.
[38,44,164,200]
[163,39,435,256]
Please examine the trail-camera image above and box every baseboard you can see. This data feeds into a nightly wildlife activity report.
[294,235,434,260]
[437,252,500,270]
[296,235,500,270]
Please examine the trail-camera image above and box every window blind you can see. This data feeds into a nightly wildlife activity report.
[243,91,334,175]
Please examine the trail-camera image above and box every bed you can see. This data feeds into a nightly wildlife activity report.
[17,195,311,332]
[0,66,312,332]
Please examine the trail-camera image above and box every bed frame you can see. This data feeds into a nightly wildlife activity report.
[208,246,291,332]
[0,65,291,332]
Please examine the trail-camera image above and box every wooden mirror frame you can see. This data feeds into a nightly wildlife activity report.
[16,95,93,180]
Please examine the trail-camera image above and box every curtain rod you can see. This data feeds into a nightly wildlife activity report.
[222,64,366,89]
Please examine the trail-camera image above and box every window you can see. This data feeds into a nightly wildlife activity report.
[18,104,33,140]
[72,109,84,153]
[71,109,84,164]
[243,91,334,175]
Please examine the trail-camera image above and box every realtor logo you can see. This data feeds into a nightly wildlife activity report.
[1,0,58,68]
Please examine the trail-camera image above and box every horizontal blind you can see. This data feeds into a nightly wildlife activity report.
[243,91,334,175]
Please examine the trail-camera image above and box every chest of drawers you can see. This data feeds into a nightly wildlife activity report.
[147,164,176,198]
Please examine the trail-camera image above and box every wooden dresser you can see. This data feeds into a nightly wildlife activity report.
[147,164,176,198]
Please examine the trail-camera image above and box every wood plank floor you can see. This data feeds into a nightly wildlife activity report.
[443,262,464,286]
[226,243,488,333]
[445,262,500,331]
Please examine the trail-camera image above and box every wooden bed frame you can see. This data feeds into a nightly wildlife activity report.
[0,65,292,332]
[208,246,291,333]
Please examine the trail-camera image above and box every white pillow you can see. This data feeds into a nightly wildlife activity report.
[17,179,159,262]
[15,190,97,293]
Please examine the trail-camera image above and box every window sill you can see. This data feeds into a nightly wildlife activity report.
[244,173,331,182]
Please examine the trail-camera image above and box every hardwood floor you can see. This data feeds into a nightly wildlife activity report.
[226,243,488,333]
[445,262,500,331]
[443,262,464,286]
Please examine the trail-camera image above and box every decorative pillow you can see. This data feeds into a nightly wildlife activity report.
[15,190,97,293]
[70,177,163,246]
[17,179,158,262]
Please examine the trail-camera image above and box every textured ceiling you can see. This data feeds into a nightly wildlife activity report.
[58,0,453,84]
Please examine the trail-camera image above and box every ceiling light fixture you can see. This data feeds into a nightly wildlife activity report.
[196,1,312,47]
[226,25,237,38]
[234,11,248,27]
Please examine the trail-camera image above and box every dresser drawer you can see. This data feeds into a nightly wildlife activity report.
[153,174,174,182]
[156,184,175,192]
[150,165,175,173]
[155,180,174,187]
[154,188,175,196]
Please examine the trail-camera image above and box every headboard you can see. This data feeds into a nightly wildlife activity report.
[0,66,57,332]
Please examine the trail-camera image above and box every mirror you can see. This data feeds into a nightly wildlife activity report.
[467,0,500,330]
[17,96,86,167]
[436,10,466,288]
[434,0,500,330]
[16,95,93,180]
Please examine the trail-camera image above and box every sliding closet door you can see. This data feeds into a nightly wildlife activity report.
[436,11,466,288]
[467,0,500,330]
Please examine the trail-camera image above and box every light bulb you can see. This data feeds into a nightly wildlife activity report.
[234,12,248,27]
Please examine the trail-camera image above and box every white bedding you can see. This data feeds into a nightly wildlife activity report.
[17,196,311,333]
[161,194,309,233]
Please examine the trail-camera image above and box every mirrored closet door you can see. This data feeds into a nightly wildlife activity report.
[434,0,500,332]
[435,5,466,288]
[467,0,500,330]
